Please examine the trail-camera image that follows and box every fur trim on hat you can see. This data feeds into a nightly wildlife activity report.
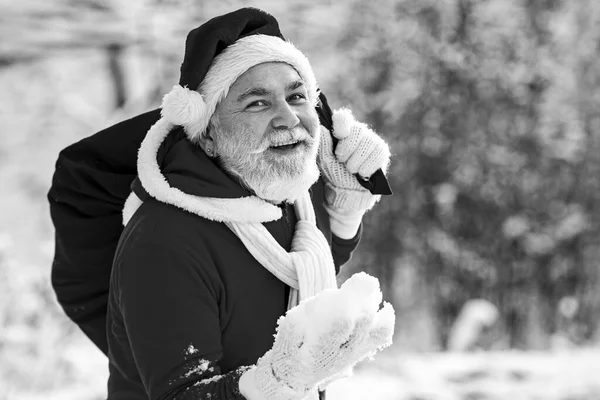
[161,34,318,143]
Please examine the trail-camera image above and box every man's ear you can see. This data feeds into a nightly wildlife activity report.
[196,126,217,157]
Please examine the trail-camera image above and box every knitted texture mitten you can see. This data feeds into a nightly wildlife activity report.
[331,108,390,179]
[317,108,391,210]
[318,125,376,211]
[317,108,390,238]
[240,272,395,400]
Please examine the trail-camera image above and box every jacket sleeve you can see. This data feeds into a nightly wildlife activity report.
[110,239,250,400]
[310,178,362,274]
[331,224,362,270]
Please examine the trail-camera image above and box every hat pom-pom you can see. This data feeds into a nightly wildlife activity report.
[161,85,209,139]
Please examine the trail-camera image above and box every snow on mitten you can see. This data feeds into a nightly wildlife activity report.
[323,272,396,366]
[239,272,395,400]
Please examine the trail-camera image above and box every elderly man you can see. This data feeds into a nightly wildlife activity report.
[49,7,393,400]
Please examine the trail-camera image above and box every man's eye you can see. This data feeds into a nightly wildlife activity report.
[288,93,307,103]
[247,100,268,108]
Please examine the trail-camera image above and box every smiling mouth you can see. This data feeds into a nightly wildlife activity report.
[269,140,303,151]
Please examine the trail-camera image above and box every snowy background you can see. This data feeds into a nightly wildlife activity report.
[2,0,600,399]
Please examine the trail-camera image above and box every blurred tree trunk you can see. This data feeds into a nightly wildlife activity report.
[106,43,127,109]
[392,254,441,350]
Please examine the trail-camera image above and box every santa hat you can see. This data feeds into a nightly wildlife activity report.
[133,8,321,224]
[160,7,319,143]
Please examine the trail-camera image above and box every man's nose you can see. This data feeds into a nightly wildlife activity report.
[271,101,300,129]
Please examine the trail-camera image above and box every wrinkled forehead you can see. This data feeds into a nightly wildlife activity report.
[225,62,305,99]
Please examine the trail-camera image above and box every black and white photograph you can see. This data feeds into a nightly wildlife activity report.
[1,1,599,399]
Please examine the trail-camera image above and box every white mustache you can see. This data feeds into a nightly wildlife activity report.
[248,127,313,154]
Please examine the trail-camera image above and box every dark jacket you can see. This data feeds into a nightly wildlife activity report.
[49,109,361,400]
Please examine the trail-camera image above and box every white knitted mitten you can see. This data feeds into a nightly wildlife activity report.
[318,126,375,211]
[317,108,390,237]
[331,108,390,179]
[239,272,395,400]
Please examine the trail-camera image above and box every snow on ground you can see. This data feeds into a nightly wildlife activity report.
[8,268,598,400]
[328,348,600,400]
[7,336,108,400]
[9,338,600,400]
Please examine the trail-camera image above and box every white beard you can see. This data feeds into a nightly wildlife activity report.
[211,114,321,204]
[248,146,321,204]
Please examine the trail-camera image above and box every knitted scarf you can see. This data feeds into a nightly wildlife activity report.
[226,192,337,309]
